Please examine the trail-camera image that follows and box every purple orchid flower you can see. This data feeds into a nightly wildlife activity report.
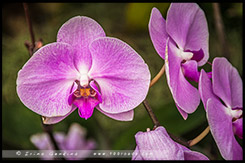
[30,123,96,160]
[149,3,209,119]
[16,16,151,124]
[199,57,243,160]
[132,126,209,160]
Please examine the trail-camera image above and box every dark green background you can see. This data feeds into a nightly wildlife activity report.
[2,3,243,160]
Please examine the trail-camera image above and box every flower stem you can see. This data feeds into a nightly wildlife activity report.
[150,63,165,88]
[212,3,230,60]
[142,100,190,148]
[188,126,210,147]
[23,3,35,56]
[41,118,66,160]
[142,100,160,128]
[207,61,212,66]
[40,119,60,150]
[167,132,190,148]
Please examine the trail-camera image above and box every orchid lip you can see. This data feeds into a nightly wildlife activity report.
[68,78,102,120]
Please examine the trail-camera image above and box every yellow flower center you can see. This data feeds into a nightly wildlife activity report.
[80,88,91,97]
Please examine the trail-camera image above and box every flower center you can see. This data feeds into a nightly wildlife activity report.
[231,109,243,122]
[80,87,91,97]
[224,106,243,121]
[178,48,193,61]
[68,80,102,120]
[73,85,97,98]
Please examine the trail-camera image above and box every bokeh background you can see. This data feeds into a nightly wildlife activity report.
[2,3,243,160]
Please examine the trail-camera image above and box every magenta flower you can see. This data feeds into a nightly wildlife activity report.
[16,16,150,123]
[30,123,96,160]
[132,126,209,160]
[199,57,243,160]
[149,3,209,119]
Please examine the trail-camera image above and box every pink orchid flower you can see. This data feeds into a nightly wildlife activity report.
[17,16,151,124]
[132,126,209,160]
[149,3,209,119]
[199,57,242,160]
[30,123,96,160]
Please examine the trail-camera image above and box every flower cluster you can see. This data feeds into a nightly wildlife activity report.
[17,2,242,160]
[148,3,242,160]
[31,123,96,160]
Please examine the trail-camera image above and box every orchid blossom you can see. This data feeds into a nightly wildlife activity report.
[132,126,209,160]
[16,16,151,124]
[31,123,96,160]
[199,57,243,160]
[149,3,209,119]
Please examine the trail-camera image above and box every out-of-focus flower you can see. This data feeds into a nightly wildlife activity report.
[149,3,209,119]
[199,57,243,160]
[30,123,96,160]
[16,16,151,124]
[132,126,209,160]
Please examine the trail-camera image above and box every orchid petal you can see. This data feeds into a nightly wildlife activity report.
[17,43,79,117]
[30,133,54,150]
[96,106,134,121]
[166,3,209,66]
[30,132,66,150]
[207,98,242,160]
[88,37,150,114]
[183,150,209,160]
[31,124,95,160]
[165,40,200,115]
[181,60,200,83]
[134,126,184,160]
[65,123,94,150]
[212,57,243,109]
[149,7,169,59]
[176,104,188,120]
[186,49,205,63]
[132,146,144,160]
[233,118,243,139]
[65,123,86,150]
[199,69,218,109]
[53,133,67,149]
[57,16,106,73]
[176,143,209,160]
[42,106,77,124]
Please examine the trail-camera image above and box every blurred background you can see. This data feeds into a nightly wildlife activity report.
[2,3,243,160]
